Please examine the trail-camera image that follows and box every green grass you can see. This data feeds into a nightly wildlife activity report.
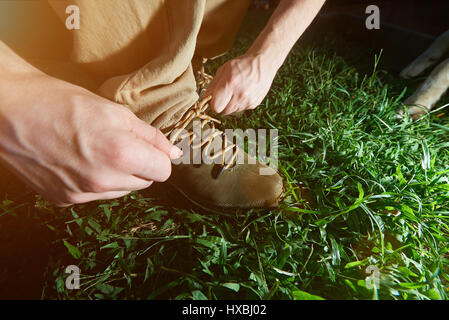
[1,12,449,300]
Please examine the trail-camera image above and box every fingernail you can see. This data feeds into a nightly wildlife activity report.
[170,145,183,159]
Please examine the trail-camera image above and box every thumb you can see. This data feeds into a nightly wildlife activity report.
[130,117,183,160]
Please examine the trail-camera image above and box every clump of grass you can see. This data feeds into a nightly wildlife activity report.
[2,14,449,300]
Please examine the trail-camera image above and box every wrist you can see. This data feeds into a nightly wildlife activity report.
[245,46,285,75]
[246,26,292,74]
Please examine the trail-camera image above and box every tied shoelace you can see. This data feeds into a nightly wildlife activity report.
[165,71,238,179]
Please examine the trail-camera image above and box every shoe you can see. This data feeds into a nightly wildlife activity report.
[164,71,283,211]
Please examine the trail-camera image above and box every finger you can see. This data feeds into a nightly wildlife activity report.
[204,77,217,98]
[221,95,237,115]
[51,190,133,206]
[209,79,233,113]
[89,190,132,201]
[72,190,132,204]
[130,118,182,159]
[121,136,172,182]
[222,94,248,115]
[53,201,72,208]
[86,173,154,192]
[115,175,154,191]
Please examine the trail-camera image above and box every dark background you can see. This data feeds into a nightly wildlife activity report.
[323,0,449,36]
[258,0,449,36]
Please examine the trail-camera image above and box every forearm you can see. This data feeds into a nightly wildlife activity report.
[0,41,46,119]
[248,0,326,71]
[0,41,42,76]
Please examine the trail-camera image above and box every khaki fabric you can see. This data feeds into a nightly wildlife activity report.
[46,0,251,130]
[197,0,252,59]
[0,0,251,129]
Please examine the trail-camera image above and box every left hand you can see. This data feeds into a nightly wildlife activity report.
[205,53,277,115]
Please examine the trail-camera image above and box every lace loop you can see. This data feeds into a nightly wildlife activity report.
[165,71,238,178]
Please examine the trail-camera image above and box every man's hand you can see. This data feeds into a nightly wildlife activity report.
[0,73,182,206]
[207,0,325,115]
[206,53,277,115]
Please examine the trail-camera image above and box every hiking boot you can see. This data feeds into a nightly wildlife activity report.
[164,71,283,211]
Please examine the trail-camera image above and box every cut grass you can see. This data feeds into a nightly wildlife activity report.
[1,12,449,300]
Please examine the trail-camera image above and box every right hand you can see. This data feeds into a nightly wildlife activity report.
[0,72,182,206]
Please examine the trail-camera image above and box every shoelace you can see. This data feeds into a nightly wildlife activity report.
[165,70,238,179]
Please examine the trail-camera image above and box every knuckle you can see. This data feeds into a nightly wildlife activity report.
[101,105,132,127]
[69,93,89,107]
[151,127,162,142]
[108,141,130,167]
[104,110,125,127]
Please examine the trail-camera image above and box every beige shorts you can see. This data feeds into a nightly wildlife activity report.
[1,0,251,129]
